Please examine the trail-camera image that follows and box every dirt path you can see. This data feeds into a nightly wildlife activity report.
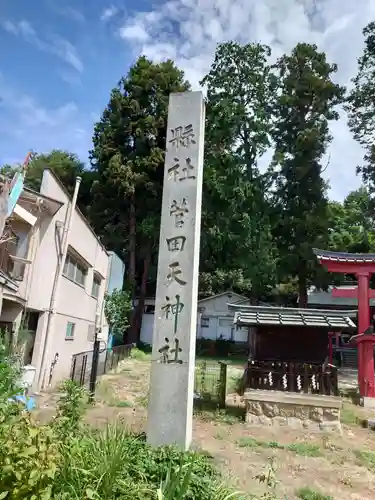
[35,359,375,500]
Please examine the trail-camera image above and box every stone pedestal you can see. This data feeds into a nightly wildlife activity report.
[361,396,375,410]
[244,390,343,433]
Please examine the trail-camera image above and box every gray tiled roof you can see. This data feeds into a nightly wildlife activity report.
[313,248,375,263]
[229,304,356,329]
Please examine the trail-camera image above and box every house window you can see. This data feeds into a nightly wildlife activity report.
[92,275,101,298]
[201,316,210,328]
[63,253,87,286]
[65,322,75,340]
[144,305,155,314]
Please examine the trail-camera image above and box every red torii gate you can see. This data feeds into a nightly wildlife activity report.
[314,249,375,402]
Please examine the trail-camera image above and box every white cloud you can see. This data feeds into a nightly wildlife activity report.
[118,0,375,201]
[2,20,37,39]
[0,78,92,166]
[119,23,149,43]
[62,7,86,23]
[100,6,118,22]
[1,20,83,73]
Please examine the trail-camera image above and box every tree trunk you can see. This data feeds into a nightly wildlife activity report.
[128,250,151,345]
[124,198,137,344]
[128,199,136,284]
[298,274,308,308]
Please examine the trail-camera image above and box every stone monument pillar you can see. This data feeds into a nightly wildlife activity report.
[147,91,205,450]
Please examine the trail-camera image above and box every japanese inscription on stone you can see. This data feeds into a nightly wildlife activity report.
[170,198,189,227]
[148,91,205,449]
[166,236,186,252]
[167,157,196,182]
[156,123,198,363]
[169,124,196,149]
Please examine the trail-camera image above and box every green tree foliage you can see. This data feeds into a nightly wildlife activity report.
[89,56,190,341]
[271,43,345,306]
[328,187,375,253]
[24,150,86,193]
[200,42,277,300]
[104,288,132,339]
[0,150,93,215]
[347,22,375,196]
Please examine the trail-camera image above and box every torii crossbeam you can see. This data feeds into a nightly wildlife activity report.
[314,249,375,403]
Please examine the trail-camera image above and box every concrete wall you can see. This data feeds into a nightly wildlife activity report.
[29,170,110,387]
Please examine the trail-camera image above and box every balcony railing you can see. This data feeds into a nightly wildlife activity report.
[0,229,28,281]
[244,360,339,397]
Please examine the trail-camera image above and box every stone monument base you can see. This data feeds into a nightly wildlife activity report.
[244,390,342,432]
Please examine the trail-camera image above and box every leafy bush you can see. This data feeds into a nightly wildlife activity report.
[138,341,152,353]
[0,339,241,500]
[216,337,235,357]
[0,336,22,403]
[54,425,221,499]
[51,380,87,440]
[104,288,132,337]
[157,462,243,499]
[130,347,151,361]
[0,411,60,499]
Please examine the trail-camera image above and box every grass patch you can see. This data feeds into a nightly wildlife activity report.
[194,402,245,425]
[56,425,226,499]
[296,486,333,500]
[353,449,375,470]
[340,405,360,426]
[237,437,261,448]
[237,437,283,450]
[237,438,322,457]
[135,392,149,408]
[114,400,133,408]
[287,443,322,457]
[0,375,244,500]
[130,348,151,361]
[227,373,243,394]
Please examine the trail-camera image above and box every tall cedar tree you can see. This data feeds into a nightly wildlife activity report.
[347,22,375,199]
[90,56,190,342]
[200,42,277,301]
[272,43,345,307]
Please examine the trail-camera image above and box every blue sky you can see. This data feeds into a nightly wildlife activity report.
[0,0,145,167]
[0,0,374,200]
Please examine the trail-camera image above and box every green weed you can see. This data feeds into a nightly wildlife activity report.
[296,486,333,500]
[237,437,321,457]
[353,449,375,470]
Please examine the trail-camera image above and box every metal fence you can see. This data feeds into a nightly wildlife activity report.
[194,360,227,408]
[70,344,133,388]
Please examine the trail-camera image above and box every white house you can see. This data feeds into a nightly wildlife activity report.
[0,169,113,389]
[140,291,252,345]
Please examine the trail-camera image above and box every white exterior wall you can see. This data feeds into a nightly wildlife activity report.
[28,170,110,387]
[140,292,249,346]
[308,286,374,307]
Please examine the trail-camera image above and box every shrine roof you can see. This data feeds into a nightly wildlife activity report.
[313,248,375,263]
[228,304,356,330]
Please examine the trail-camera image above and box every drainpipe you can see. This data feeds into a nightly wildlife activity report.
[36,176,82,388]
